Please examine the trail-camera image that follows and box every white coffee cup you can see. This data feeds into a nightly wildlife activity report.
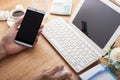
[10,4,25,21]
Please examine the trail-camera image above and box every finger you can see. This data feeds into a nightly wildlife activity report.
[48,65,64,75]
[40,25,44,29]
[13,18,23,29]
[36,25,43,36]
[55,72,72,80]
[34,36,39,46]
[34,28,42,44]
[37,29,42,36]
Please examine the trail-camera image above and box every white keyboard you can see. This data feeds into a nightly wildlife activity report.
[42,18,102,73]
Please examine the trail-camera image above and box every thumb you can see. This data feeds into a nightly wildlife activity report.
[13,18,23,30]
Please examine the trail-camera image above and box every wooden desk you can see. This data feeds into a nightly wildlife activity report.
[0,0,120,80]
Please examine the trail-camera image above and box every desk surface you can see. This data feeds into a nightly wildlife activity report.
[0,0,120,80]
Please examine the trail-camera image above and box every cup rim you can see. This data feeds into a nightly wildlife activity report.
[10,9,25,18]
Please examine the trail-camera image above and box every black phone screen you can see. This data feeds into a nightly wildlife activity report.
[15,8,45,47]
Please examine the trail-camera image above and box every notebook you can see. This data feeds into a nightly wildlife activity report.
[79,63,118,80]
[42,0,120,72]
[50,0,73,15]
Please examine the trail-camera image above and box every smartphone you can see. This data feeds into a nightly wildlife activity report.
[15,7,45,47]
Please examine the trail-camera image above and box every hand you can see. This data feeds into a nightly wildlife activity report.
[33,65,72,80]
[0,18,42,56]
